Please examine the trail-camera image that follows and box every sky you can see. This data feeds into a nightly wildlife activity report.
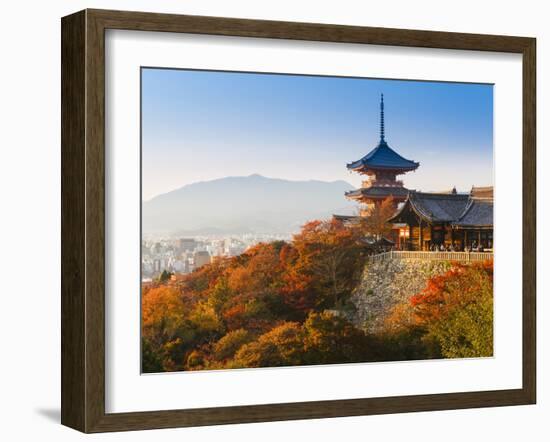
[141,68,493,201]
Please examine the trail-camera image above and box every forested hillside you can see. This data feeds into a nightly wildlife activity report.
[142,219,493,372]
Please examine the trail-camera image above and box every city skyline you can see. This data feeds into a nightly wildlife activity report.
[142,68,493,201]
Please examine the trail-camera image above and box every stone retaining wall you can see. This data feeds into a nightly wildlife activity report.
[348,258,453,333]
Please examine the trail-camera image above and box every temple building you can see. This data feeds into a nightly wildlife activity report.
[335,94,493,252]
[345,94,419,213]
[388,186,494,251]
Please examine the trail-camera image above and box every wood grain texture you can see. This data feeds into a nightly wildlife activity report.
[89,8,532,52]
[61,8,537,433]
[85,9,107,432]
[61,10,86,432]
[522,38,536,403]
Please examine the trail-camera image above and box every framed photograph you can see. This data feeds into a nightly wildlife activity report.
[61,9,536,433]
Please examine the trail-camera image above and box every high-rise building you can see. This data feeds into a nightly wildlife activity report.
[193,250,211,269]
[178,238,197,252]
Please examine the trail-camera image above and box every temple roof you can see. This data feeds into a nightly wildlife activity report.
[406,192,469,222]
[347,94,419,173]
[388,188,493,227]
[453,197,493,227]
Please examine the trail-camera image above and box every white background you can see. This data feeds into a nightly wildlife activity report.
[106,30,523,413]
[0,0,547,440]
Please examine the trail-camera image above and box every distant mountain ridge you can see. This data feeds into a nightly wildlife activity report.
[143,174,357,235]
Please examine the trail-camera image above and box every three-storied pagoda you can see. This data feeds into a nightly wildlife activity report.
[345,94,419,213]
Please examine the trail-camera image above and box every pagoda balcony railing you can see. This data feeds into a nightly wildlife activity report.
[368,250,494,264]
[362,179,404,188]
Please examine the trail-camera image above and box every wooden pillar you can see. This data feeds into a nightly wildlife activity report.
[419,220,423,251]
[409,224,413,251]
[465,230,469,250]
[478,230,482,246]
[451,227,455,247]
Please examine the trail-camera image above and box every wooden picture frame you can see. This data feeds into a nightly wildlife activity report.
[61,9,536,433]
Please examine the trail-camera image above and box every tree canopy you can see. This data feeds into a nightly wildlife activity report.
[141,219,493,372]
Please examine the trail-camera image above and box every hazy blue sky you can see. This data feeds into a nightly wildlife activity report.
[141,68,493,201]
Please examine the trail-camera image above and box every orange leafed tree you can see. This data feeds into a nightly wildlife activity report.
[291,219,367,309]
[410,260,493,324]
[142,285,187,344]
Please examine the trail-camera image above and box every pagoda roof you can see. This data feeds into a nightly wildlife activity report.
[347,140,420,172]
[347,94,419,173]
[345,185,410,199]
[332,214,361,223]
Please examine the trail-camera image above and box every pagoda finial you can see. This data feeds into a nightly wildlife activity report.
[380,93,385,141]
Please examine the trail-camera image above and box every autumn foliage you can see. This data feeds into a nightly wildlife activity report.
[385,260,494,359]
[141,219,494,372]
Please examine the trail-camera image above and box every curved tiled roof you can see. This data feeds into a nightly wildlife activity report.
[345,185,410,199]
[389,191,469,223]
[332,214,361,223]
[388,188,493,228]
[348,95,419,173]
[347,140,419,172]
[409,192,469,222]
[453,198,493,227]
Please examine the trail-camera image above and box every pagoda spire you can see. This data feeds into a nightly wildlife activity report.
[380,93,385,141]
[345,93,420,208]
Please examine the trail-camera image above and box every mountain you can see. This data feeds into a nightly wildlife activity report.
[143,174,357,235]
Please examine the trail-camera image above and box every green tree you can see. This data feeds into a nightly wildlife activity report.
[207,277,233,314]
[231,322,304,368]
[426,280,493,358]
[212,329,253,361]
[158,269,173,283]
[141,337,164,373]
[303,311,371,364]
[387,260,494,359]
